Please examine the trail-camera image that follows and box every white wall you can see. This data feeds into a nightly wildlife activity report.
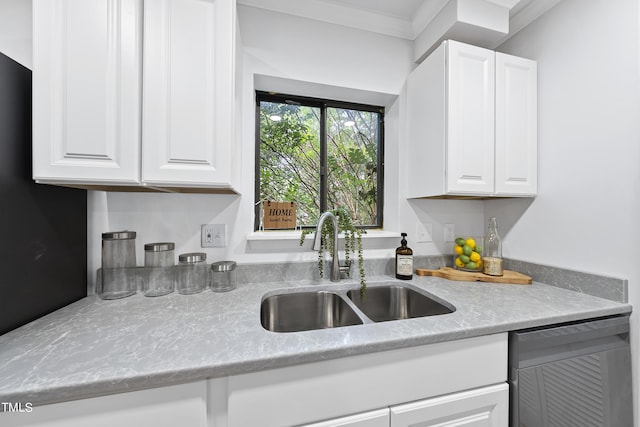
[88,5,483,289]
[0,0,32,69]
[488,0,640,420]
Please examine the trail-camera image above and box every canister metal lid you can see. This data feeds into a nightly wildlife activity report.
[178,252,207,263]
[210,260,237,272]
[102,231,136,240]
[144,242,175,252]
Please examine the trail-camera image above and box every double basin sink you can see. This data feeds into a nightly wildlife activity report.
[261,282,455,333]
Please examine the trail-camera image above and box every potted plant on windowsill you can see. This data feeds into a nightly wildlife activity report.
[300,206,366,296]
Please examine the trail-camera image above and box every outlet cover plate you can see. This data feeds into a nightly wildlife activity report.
[416,222,433,243]
[202,224,225,248]
[444,224,455,242]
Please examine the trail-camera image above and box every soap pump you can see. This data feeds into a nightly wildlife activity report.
[395,232,413,280]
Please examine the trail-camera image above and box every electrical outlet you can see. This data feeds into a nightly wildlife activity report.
[444,224,455,242]
[201,224,225,248]
[416,222,432,243]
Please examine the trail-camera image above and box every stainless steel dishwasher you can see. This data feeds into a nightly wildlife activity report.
[508,314,632,427]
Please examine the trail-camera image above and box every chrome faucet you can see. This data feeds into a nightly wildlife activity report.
[312,211,341,281]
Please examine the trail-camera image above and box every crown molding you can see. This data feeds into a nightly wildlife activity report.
[411,0,450,38]
[237,0,562,46]
[485,0,522,8]
[237,0,416,39]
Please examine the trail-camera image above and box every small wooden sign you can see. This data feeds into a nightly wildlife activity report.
[262,201,297,229]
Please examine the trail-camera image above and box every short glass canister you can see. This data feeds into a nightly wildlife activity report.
[210,261,237,292]
[176,252,208,295]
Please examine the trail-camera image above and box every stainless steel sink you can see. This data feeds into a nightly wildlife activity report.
[347,285,454,322]
[261,291,363,332]
[260,283,455,332]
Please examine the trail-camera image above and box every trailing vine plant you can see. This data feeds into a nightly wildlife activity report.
[300,207,367,297]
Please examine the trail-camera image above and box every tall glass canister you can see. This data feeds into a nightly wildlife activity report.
[100,231,137,299]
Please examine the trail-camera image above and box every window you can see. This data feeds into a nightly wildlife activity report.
[255,91,384,230]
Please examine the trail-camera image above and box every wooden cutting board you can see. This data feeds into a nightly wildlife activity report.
[415,267,532,285]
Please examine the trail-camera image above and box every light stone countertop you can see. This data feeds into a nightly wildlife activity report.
[0,274,632,407]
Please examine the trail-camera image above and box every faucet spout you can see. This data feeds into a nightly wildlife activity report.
[312,211,341,281]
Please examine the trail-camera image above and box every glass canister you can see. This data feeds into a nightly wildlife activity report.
[210,261,237,292]
[142,242,175,297]
[177,252,208,295]
[100,231,137,300]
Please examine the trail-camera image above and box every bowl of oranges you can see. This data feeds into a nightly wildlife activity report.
[453,237,483,272]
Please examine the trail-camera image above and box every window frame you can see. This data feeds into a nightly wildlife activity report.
[254,91,385,231]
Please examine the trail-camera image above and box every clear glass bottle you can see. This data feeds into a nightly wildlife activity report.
[395,232,413,280]
[483,217,503,276]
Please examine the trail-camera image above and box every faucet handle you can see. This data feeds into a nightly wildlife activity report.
[339,260,352,279]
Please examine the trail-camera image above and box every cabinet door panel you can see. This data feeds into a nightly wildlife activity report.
[495,53,537,196]
[0,382,207,427]
[446,41,495,195]
[142,0,235,187]
[390,383,508,427]
[33,0,141,184]
[406,42,446,199]
[302,408,390,427]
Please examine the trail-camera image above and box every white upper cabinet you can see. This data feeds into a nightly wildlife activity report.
[495,52,538,196]
[445,41,496,195]
[33,0,142,185]
[406,40,537,198]
[32,0,238,193]
[142,0,236,188]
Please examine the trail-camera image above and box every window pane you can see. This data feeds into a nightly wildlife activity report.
[259,101,321,226]
[326,107,380,226]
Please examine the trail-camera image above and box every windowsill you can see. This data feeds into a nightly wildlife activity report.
[246,230,401,241]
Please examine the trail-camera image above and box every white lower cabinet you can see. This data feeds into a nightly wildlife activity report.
[390,383,509,427]
[0,382,207,427]
[302,408,390,427]
[220,333,508,427]
[301,383,508,427]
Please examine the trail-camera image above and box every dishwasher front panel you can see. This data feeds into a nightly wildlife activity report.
[509,315,632,427]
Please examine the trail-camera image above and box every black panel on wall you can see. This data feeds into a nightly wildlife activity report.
[0,53,87,336]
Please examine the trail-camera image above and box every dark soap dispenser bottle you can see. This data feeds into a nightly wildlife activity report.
[395,233,413,280]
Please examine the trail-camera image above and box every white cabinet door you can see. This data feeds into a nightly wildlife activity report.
[302,408,390,427]
[390,383,509,427]
[495,52,538,196]
[142,0,236,188]
[33,0,142,185]
[446,41,495,195]
[0,382,207,427]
